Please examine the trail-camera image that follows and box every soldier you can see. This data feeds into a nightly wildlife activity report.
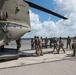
[50,37,53,48]
[16,38,21,52]
[52,39,58,52]
[66,36,71,49]
[72,40,74,49]
[35,36,40,56]
[59,37,62,42]
[72,36,76,57]
[31,38,34,50]
[34,36,37,54]
[40,36,43,48]
[38,37,43,56]
[57,39,65,54]
[45,37,48,48]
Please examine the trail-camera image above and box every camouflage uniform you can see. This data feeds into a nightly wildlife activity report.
[50,38,53,48]
[72,37,76,57]
[67,36,71,49]
[53,40,58,52]
[57,40,65,54]
[35,37,43,56]
[45,37,48,48]
[16,38,21,51]
[34,36,38,54]
[31,39,34,50]
[38,37,43,56]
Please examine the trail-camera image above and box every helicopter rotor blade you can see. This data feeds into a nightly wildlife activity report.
[25,1,68,20]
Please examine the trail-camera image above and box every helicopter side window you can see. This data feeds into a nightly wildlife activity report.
[0,12,8,21]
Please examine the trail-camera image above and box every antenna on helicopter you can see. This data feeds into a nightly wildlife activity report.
[24,1,68,20]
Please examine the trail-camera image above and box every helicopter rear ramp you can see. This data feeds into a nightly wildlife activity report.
[0,48,19,61]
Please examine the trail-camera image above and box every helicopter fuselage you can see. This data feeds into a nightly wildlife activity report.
[0,21,31,46]
[0,0,67,47]
[0,0,31,46]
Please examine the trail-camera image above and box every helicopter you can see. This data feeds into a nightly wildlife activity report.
[0,0,68,49]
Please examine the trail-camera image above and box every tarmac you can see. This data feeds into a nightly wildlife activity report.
[0,40,76,75]
[0,42,74,69]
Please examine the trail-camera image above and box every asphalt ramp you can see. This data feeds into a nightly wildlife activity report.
[0,48,19,61]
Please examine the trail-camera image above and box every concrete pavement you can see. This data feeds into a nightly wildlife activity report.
[0,47,74,69]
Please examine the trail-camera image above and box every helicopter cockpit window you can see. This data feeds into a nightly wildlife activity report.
[0,12,8,21]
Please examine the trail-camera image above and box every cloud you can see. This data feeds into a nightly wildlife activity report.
[22,0,76,38]
[54,0,76,14]
[23,10,62,38]
[30,10,43,31]
[54,0,76,37]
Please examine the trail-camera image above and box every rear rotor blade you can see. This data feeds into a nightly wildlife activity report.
[25,1,68,20]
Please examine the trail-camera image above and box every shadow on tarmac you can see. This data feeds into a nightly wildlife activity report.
[0,48,76,64]
[0,48,19,62]
[19,50,54,58]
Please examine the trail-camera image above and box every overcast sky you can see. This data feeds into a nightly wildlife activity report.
[22,0,76,38]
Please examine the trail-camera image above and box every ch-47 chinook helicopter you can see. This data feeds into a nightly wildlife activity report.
[0,0,68,49]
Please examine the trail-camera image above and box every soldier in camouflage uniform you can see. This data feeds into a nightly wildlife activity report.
[45,37,48,48]
[34,36,37,54]
[35,37,43,56]
[57,40,65,54]
[66,36,71,49]
[38,37,43,56]
[53,39,58,52]
[16,38,21,52]
[72,36,76,57]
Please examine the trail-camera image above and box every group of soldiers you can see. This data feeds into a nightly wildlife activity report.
[31,36,65,56]
[51,36,76,56]
[31,36,76,57]
[52,37,65,54]
[1,36,75,57]
[31,36,43,56]
[1,36,76,57]
[64,36,76,57]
